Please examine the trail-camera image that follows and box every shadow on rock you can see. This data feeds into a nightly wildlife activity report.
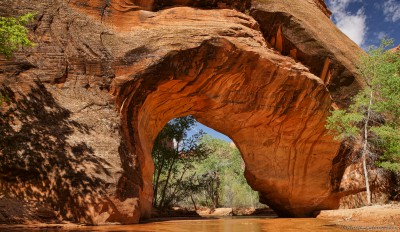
[0,81,112,224]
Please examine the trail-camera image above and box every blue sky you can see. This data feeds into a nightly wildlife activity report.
[189,0,400,142]
[192,123,232,141]
[327,0,399,48]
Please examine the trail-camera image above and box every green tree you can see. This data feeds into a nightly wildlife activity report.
[194,135,260,208]
[0,13,35,103]
[152,116,212,208]
[326,38,400,204]
[0,13,35,57]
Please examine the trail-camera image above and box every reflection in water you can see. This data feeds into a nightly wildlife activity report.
[2,217,346,232]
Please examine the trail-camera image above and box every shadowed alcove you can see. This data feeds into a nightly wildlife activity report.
[112,38,342,220]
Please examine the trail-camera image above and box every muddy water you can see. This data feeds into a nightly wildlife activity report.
[2,217,348,232]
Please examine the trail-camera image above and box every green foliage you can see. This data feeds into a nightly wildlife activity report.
[194,135,260,208]
[0,89,10,105]
[358,38,400,121]
[326,109,363,140]
[0,13,35,57]
[371,125,400,172]
[152,117,262,209]
[0,94,8,105]
[326,38,400,172]
[152,116,212,208]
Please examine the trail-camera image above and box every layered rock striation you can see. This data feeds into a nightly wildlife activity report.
[251,0,364,108]
[0,0,365,224]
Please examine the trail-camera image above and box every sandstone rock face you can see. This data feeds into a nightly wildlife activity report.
[0,0,366,224]
[313,0,332,17]
[0,0,131,224]
[391,45,400,53]
[153,0,251,12]
[251,0,365,107]
[334,141,393,208]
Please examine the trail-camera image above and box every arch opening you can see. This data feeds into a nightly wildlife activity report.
[115,38,342,220]
[150,116,266,213]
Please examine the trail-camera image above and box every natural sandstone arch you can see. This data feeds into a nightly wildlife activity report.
[112,37,342,218]
[0,0,367,224]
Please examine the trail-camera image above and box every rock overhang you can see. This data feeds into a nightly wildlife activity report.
[0,0,367,224]
[112,31,341,218]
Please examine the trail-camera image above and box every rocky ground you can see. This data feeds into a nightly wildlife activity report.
[0,197,59,224]
[317,203,400,229]
[149,206,277,219]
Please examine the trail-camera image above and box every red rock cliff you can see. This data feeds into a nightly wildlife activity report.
[0,0,366,224]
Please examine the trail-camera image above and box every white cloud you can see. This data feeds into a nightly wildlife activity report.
[329,0,367,46]
[383,0,400,22]
[377,31,387,40]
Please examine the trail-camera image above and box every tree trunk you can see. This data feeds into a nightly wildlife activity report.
[214,174,220,208]
[362,90,373,205]
[159,154,177,208]
[190,195,197,211]
[153,154,166,207]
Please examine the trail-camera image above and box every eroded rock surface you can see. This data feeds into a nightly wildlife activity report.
[0,0,367,224]
[251,0,365,107]
[153,0,251,12]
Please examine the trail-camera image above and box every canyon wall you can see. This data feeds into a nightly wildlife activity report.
[0,0,368,224]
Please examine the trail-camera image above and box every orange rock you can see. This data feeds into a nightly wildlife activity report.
[110,6,343,218]
[313,0,332,17]
[251,0,366,108]
[153,0,251,12]
[390,45,400,53]
[0,0,367,224]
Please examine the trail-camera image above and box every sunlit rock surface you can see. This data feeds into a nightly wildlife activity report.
[251,0,365,108]
[0,0,367,224]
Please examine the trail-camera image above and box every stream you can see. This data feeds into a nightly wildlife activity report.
[1,217,350,232]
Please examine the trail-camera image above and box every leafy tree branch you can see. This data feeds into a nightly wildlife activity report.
[326,38,400,204]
